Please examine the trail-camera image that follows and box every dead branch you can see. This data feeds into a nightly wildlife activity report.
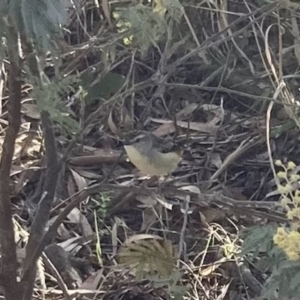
[0,16,23,300]
[21,111,60,299]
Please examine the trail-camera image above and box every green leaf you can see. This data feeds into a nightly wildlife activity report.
[260,259,300,299]
[115,4,167,54]
[279,260,300,271]
[31,75,80,132]
[9,0,73,52]
[290,269,300,290]
[80,71,125,103]
[169,284,189,300]
[242,224,277,256]
[162,0,183,22]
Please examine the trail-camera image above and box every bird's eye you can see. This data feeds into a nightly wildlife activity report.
[135,137,141,143]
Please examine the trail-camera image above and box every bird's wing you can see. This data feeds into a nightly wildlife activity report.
[151,133,181,154]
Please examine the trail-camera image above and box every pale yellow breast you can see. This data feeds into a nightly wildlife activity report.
[124,145,181,176]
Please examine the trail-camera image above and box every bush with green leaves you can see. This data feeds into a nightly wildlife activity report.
[243,160,300,299]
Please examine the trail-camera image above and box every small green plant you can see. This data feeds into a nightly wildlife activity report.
[117,235,188,299]
[243,160,300,299]
[93,191,112,219]
[273,160,300,261]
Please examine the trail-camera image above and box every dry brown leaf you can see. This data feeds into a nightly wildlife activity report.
[70,169,89,203]
[13,133,42,160]
[210,153,222,169]
[108,106,133,135]
[151,118,218,134]
[101,0,112,27]
[177,120,219,133]
[135,194,157,206]
[81,216,94,237]
[155,194,173,210]
[67,207,94,237]
[57,222,72,240]
[82,145,100,153]
[201,104,223,123]
[22,103,41,119]
[176,103,198,120]
[179,185,201,194]
[151,123,176,137]
[140,208,157,231]
[200,207,226,224]
[199,258,226,276]
[48,215,74,240]
[70,169,88,192]
[19,133,42,158]
[123,109,134,131]
[111,222,118,257]
[67,173,76,198]
[108,109,120,135]
[59,237,86,253]
[124,234,163,245]
[71,169,101,180]
[11,165,26,176]
[80,269,104,290]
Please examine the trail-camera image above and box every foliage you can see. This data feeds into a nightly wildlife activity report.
[118,235,189,299]
[7,0,74,52]
[79,71,126,103]
[113,0,183,55]
[0,0,80,132]
[242,160,300,299]
[118,236,175,279]
[31,75,80,132]
[242,224,277,257]
[273,160,300,260]
[150,270,189,300]
[263,259,300,299]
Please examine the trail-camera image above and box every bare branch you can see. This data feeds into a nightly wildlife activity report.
[22,110,60,299]
[0,17,23,300]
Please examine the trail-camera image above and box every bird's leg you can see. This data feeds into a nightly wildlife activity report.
[156,174,172,194]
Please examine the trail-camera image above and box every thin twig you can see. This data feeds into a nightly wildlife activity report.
[177,195,190,267]
[42,253,72,300]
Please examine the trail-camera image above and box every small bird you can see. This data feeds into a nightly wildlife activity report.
[123,130,183,176]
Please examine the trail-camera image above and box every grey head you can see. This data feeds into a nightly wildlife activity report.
[124,130,178,154]
[124,131,154,154]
